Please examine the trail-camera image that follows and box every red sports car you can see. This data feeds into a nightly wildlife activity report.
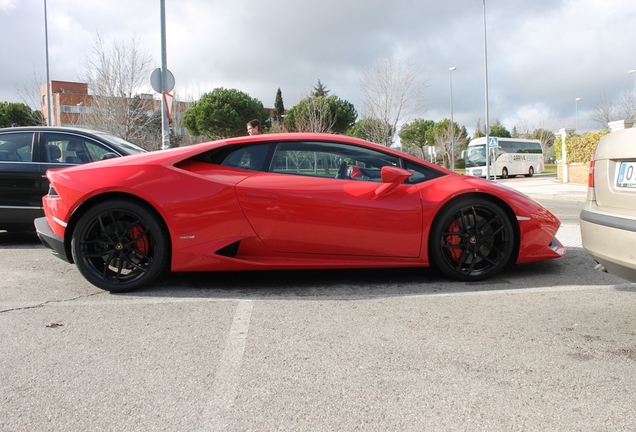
[35,133,565,292]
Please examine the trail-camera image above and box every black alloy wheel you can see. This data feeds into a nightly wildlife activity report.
[429,198,514,281]
[71,200,169,292]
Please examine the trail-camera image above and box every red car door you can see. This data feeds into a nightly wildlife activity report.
[235,173,423,258]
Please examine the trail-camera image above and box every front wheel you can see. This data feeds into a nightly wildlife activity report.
[429,198,515,281]
[71,200,169,292]
[501,167,508,179]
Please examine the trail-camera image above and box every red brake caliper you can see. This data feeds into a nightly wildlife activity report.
[129,225,149,255]
[446,220,462,262]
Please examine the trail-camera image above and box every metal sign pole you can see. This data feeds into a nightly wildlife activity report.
[160,0,170,150]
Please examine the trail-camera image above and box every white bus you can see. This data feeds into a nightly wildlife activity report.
[464,137,544,178]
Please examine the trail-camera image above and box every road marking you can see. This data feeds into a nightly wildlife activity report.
[200,299,253,432]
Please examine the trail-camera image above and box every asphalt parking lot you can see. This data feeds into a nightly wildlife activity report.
[2,193,636,431]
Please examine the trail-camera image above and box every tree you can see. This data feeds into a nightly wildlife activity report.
[488,120,511,138]
[285,94,357,134]
[473,119,510,138]
[329,97,357,134]
[285,97,335,133]
[429,119,469,168]
[398,118,435,158]
[358,55,429,146]
[474,119,484,138]
[81,33,155,147]
[126,96,162,149]
[14,69,46,125]
[312,79,330,97]
[183,88,267,139]
[590,89,634,129]
[348,118,394,144]
[530,128,556,160]
[274,88,285,122]
[0,102,40,127]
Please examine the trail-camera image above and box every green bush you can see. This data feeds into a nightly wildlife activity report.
[553,130,610,164]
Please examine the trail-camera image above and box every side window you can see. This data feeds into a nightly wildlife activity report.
[43,133,113,164]
[271,141,399,182]
[84,141,118,161]
[0,133,34,162]
[403,160,445,184]
[220,144,271,171]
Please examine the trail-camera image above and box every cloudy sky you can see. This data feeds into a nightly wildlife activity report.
[1,0,635,134]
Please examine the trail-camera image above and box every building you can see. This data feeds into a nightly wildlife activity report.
[40,80,89,127]
[40,80,191,132]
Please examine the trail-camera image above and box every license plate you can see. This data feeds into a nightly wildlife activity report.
[617,162,636,187]
[473,169,483,176]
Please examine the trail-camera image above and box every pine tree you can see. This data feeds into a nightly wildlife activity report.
[312,79,330,98]
[274,88,285,121]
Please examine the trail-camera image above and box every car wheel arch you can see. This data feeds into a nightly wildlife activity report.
[63,192,172,264]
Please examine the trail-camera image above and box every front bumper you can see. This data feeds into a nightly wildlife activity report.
[34,217,72,263]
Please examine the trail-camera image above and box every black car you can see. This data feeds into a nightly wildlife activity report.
[0,126,147,231]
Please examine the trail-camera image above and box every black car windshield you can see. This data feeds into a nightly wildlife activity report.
[93,132,147,154]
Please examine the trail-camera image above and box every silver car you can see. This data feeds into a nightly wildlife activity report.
[580,127,636,282]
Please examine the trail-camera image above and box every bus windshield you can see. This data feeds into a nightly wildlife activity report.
[465,144,486,167]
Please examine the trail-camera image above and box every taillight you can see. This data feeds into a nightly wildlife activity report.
[588,147,597,188]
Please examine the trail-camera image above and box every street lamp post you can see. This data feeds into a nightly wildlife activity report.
[449,66,457,171]
[482,0,491,180]
[44,0,52,126]
[575,97,581,131]
[629,70,636,116]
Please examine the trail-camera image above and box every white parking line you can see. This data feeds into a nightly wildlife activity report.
[200,299,254,432]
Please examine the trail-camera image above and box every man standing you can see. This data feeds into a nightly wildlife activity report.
[247,119,263,135]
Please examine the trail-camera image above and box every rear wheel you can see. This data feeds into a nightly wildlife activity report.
[429,197,514,281]
[525,166,535,177]
[71,199,169,292]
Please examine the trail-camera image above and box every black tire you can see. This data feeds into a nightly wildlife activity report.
[501,167,508,179]
[71,199,169,292]
[525,166,534,177]
[429,197,514,281]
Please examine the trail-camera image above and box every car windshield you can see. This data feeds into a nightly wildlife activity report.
[465,144,486,167]
[93,132,148,154]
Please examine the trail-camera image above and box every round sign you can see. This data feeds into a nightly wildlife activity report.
[150,68,175,93]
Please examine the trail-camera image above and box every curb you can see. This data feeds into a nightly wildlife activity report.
[523,194,586,202]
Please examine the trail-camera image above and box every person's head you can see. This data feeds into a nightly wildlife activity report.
[247,119,261,135]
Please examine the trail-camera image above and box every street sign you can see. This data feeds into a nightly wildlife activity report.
[488,136,499,148]
[150,68,175,93]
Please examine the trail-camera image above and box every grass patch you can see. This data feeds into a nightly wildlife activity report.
[544,164,557,174]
